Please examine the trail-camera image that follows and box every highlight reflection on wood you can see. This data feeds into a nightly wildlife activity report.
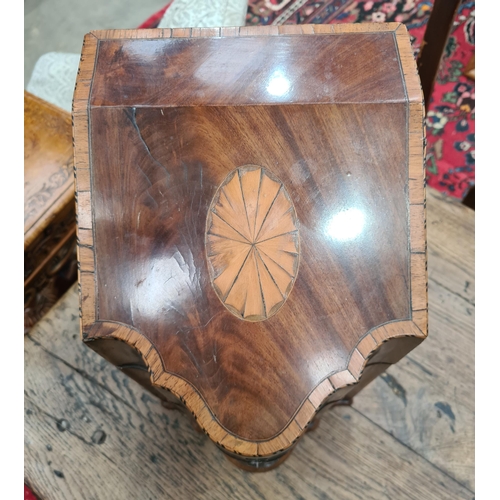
[206,165,299,321]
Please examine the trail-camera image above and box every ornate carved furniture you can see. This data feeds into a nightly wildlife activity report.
[73,24,427,470]
[24,91,77,333]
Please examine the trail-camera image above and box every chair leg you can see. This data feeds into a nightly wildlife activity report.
[417,0,461,112]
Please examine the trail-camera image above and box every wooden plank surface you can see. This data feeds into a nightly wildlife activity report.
[25,188,474,499]
[353,188,475,490]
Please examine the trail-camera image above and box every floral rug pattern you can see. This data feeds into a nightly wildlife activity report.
[246,0,475,199]
[424,1,474,198]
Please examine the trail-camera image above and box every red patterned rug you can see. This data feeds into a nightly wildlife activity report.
[246,0,475,200]
[24,484,37,500]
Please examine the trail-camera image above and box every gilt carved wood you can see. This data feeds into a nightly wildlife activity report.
[73,24,427,470]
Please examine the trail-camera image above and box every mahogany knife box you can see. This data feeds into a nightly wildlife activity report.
[72,24,427,470]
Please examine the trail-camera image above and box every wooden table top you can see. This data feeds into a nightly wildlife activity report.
[24,188,474,499]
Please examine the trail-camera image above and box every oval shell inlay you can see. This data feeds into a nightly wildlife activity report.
[206,165,300,322]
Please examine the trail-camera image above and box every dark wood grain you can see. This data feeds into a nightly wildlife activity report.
[73,25,427,464]
[90,33,405,107]
[88,101,413,440]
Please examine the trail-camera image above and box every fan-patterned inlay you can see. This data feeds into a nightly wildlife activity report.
[206,165,300,322]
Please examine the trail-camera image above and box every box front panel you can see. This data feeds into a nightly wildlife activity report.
[89,102,409,440]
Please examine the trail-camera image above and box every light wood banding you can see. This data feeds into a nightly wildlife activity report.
[88,318,425,457]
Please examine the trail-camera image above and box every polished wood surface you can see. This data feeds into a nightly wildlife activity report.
[24,188,474,498]
[24,91,77,333]
[90,30,405,107]
[72,25,427,463]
